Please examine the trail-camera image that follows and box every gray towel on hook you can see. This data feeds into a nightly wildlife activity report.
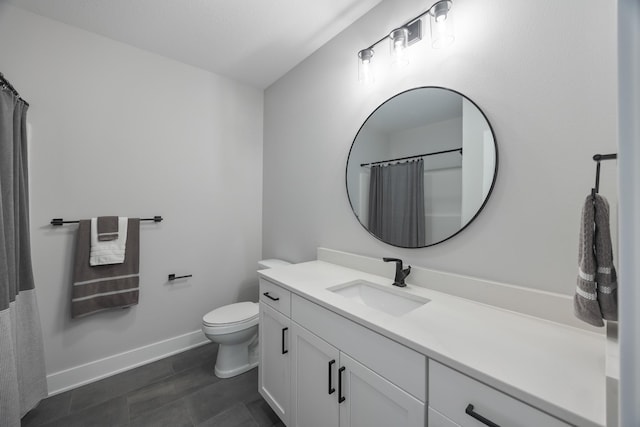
[97,216,119,241]
[593,195,618,321]
[573,194,618,326]
[574,194,604,326]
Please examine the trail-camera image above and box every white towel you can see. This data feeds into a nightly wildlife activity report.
[90,217,128,266]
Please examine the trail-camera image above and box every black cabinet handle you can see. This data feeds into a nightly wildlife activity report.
[465,404,500,427]
[328,360,336,394]
[263,292,280,301]
[338,366,346,403]
[281,327,288,354]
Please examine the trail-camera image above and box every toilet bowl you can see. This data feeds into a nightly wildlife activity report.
[202,302,259,378]
[202,259,290,378]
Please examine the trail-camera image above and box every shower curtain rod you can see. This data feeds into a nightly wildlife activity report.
[0,72,29,106]
[360,147,462,167]
[50,216,163,226]
[592,152,617,195]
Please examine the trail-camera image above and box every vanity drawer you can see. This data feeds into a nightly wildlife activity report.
[259,279,291,316]
[429,360,570,427]
[291,294,426,402]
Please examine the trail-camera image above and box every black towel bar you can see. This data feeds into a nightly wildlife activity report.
[50,216,163,226]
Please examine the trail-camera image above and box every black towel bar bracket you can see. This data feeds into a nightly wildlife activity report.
[591,153,617,196]
[50,216,163,226]
[168,274,192,281]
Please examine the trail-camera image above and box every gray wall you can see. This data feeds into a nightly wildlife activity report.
[263,0,618,295]
[0,5,264,376]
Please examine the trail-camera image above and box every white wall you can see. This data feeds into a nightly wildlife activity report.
[346,125,389,220]
[0,5,263,383]
[263,0,618,295]
[390,117,461,160]
[461,98,491,224]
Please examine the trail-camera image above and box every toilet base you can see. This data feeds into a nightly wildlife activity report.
[214,360,258,378]
[212,333,259,379]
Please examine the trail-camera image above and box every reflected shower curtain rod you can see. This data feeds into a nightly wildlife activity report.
[0,72,29,106]
[360,147,462,167]
[50,216,163,226]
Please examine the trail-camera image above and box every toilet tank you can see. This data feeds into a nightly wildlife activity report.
[258,259,291,270]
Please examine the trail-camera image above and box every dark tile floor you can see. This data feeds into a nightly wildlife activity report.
[21,343,284,427]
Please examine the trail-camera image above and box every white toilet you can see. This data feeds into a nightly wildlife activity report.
[202,259,290,378]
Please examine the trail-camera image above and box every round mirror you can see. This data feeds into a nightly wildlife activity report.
[346,87,498,248]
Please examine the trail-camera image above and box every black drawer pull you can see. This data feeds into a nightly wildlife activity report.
[263,292,280,301]
[338,366,346,403]
[465,404,500,427]
[328,360,336,394]
[281,327,288,354]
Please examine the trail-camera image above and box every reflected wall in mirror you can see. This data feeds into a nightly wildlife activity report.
[346,87,498,248]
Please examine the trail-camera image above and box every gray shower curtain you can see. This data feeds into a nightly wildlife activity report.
[368,159,426,247]
[0,86,47,426]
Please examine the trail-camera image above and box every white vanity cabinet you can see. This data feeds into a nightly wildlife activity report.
[258,258,605,427]
[258,280,292,425]
[259,278,426,427]
[428,360,571,427]
[290,323,424,427]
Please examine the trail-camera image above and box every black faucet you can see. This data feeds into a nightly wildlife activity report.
[383,258,411,287]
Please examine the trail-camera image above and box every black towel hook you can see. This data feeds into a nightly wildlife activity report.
[591,153,617,196]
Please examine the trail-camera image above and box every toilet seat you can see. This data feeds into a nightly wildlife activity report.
[202,302,258,334]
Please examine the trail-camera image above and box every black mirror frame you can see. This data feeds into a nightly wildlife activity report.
[345,86,499,248]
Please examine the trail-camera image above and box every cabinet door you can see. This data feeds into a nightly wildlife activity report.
[428,407,461,427]
[338,353,425,427]
[259,303,291,425]
[290,322,340,427]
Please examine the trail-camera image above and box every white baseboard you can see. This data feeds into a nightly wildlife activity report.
[46,330,209,396]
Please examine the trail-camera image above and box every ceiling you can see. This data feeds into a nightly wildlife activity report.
[2,0,383,89]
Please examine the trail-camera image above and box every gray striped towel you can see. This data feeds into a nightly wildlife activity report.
[72,218,140,318]
[593,195,618,321]
[573,194,618,326]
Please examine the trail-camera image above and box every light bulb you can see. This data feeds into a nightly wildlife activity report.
[389,28,409,67]
[358,48,375,84]
[429,0,454,49]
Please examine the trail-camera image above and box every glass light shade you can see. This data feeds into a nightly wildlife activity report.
[429,0,454,49]
[358,48,375,84]
[389,28,409,67]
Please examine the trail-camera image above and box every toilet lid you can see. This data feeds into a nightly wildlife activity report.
[203,302,258,326]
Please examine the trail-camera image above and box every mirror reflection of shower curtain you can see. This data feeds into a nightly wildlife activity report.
[368,159,426,247]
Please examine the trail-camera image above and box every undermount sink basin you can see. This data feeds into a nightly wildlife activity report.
[328,280,430,317]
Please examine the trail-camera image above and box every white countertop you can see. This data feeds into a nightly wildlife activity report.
[259,260,606,427]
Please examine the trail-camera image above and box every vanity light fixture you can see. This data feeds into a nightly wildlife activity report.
[429,0,454,49]
[389,27,410,67]
[357,0,454,82]
[358,48,375,84]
